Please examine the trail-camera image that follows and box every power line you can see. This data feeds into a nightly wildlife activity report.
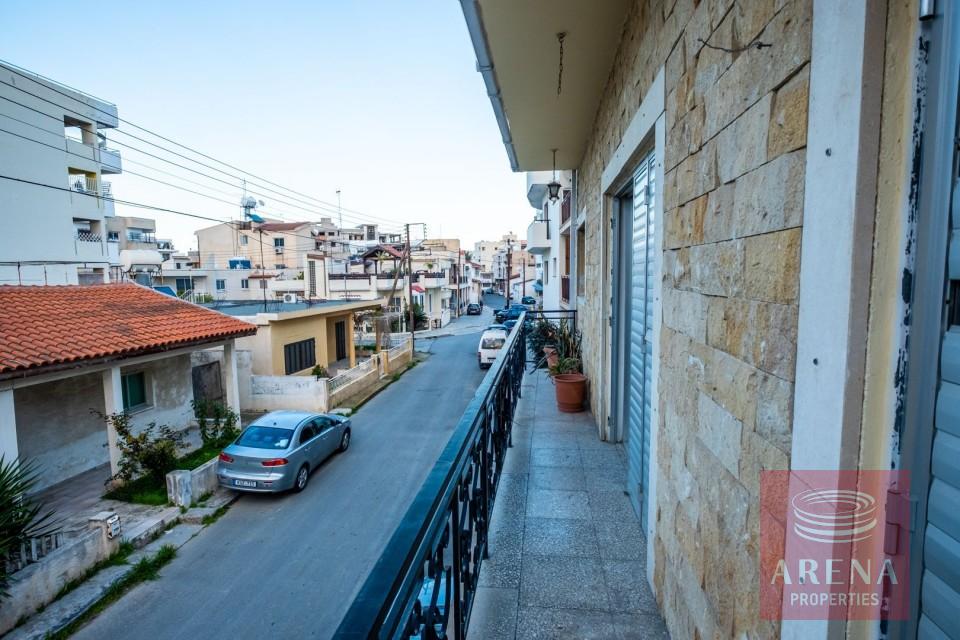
[0,60,403,225]
[0,99,404,235]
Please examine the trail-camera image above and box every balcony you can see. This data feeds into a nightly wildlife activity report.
[329,273,375,293]
[561,275,570,304]
[98,145,122,175]
[526,219,549,255]
[417,272,446,288]
[75,230,105,261]
[333,318,666,638]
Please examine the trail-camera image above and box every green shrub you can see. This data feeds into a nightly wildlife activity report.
[99,412,185,485]
[191,399,239,448]
[0,457,59,598]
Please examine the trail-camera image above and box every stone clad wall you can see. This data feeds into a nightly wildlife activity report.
[577,0,811,637]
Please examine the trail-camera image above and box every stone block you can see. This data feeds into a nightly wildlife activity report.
[662,287,707,341]
[703,182,736,244]
[716,93,772,185]
[688,238,744,297]
[706,298,798,381]
[674,138,717,206]
[768,64,810,158]
[666,104,706,173]
[696,392,743,478]
[732,0,778,46]
[732,149,806,237]
[701,345,759,427]
[744,227,802,303]
[665,193,707,249]
[739,429,790,497]
[756,371,794,454]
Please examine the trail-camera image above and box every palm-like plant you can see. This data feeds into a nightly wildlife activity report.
[0,457,59,598]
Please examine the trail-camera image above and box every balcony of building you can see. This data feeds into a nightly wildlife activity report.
[97,144,122,175]
[329,272,376,293]
[333,318,667,638]
[526,219,549,255]
[417,272,447,288]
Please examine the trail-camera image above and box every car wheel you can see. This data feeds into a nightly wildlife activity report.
[339,429,351,452]
[293,464,310,492]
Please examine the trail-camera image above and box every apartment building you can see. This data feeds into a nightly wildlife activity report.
[462,0,959,638]
[525,170,573,310]
[0,62,122,286]
[472,233,516,272]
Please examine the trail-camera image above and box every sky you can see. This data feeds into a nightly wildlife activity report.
[1,0,529,252]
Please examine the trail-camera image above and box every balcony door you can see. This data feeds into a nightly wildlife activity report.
[611,149,656,531]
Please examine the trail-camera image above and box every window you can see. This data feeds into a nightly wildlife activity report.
[236,426,292,449]
[298,424,317,446]
[216,279,226,291]
[175,277,191,293]
[544,262,549,284]
[121,372,148,411]
[275,263,286,270]
[241,279,249,290]
[313,416,334,433]
[107,231,119,242]
[240,235,249,246]
[274,238,285,247]
[283,338,316,374]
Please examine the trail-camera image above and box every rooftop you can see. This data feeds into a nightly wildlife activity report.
[205,298,382,318]
[0,284,256,378]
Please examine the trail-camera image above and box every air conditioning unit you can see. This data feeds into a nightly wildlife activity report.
[282,293,298,304]
[274,247,284,254]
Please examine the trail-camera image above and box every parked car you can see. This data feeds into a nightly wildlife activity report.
[478,329,507,368]
[495,304,527,323]
[521,296,537,310]
[466,303,482,315]
[487,323,509,333]
[217,410,351,493]
[503,319,518,331]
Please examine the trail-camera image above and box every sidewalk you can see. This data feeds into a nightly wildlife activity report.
[469,370,669,640]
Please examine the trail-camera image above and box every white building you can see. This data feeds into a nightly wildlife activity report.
[525,170,573,310]
[0,62,123,286]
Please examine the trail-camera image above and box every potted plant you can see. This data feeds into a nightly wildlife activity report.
[549,322,587,412]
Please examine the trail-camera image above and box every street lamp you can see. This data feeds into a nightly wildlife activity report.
[547,148,561,203]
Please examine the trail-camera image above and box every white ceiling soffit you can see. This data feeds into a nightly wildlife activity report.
[462,0,631,172]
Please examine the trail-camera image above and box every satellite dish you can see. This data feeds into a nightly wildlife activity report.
[258,200,266,207]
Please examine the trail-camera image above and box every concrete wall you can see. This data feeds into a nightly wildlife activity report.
[575,1,812,637]
[0,527,117,635]
[122,354,195,435]
[383,345,412,375]
[242,374,329,414]
[14,373,109,491]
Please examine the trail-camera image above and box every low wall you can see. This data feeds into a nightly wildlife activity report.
[0,527,116,635]
[383,345,413,375]
[166,457,219,507]
[242,374,329,413]
[328,367,380,409]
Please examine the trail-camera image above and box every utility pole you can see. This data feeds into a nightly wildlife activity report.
[522,247,526,300]
[405,223,415,352]
[336,189,342,231]
[506,240,513,307]
[258,227,267,312]
[456,249,462,318]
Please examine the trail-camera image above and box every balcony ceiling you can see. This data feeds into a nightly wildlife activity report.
[464,0,631,171]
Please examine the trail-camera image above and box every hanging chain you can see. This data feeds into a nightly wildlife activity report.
[556,32,566,97]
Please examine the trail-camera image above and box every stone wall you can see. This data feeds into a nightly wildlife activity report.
[576,0,811,637]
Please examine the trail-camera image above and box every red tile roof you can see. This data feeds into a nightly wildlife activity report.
[0,283,256,378]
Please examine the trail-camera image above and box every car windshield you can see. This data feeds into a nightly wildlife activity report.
[481,336,505,349]
[235,426,294,450]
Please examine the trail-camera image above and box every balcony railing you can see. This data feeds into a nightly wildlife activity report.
[76,230,102,243]
[70,176,98,194]
[560,275,570,303]
[334,313,527,639]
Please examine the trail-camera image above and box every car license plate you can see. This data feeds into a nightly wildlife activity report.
[234,479,257,488]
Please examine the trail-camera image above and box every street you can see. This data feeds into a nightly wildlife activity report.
[73,304,500,639]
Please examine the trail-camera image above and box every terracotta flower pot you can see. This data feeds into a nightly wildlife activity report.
[554,373,587,413]
[543,346,559,369]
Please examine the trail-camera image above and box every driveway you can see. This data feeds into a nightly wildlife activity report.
[73,330,490,639]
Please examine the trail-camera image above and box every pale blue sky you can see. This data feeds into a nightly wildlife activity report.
[2,0,528,251]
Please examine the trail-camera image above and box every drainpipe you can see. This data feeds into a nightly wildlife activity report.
[460,0,519,172]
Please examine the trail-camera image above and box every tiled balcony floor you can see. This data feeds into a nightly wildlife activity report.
[469,370,670,640]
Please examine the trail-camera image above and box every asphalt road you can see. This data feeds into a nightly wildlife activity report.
[73,308,499,639]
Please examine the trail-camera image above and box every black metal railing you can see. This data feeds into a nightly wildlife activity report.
[334,314,527,640]
[526,308,577,336]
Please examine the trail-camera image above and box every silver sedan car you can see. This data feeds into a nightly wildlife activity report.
[217,410,351,493]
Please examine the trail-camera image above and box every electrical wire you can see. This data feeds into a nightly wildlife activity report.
[0,60,404,225]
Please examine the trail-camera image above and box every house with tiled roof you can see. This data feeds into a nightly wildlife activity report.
[0,283,256,490]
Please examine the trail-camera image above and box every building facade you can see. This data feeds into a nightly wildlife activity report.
[0,62,123,286]
[463,0,959,638]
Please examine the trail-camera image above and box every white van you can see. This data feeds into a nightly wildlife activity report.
[477,329,507,369]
